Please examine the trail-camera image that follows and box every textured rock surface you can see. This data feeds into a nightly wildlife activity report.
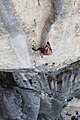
[0,0,32,69]
[0,0,80,120]
[0,0,80,69]
[37,0,80,66]
[0,0,54,69]
[0,76,62,120]
[62,98,80,120]
[0,60,80,120]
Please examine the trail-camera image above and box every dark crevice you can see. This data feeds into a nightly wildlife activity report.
[41,0,62,47]
[0,72,17,88]
[28,79,32,85]
[37,113,48,120]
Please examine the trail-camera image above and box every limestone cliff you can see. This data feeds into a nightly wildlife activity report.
[0,0,80,69]
[0,0,80,120]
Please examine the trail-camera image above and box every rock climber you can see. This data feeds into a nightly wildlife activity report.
[32,41,52,56]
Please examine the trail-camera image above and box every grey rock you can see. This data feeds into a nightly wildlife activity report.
[39,97,63,120]
[0,61,80,120]
[20,90,40,120]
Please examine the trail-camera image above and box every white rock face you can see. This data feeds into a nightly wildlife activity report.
[68,98,80,107]
[0,0,32,69]
[11,0,54,68]
[0,0,80,69]
[36,0,80,67]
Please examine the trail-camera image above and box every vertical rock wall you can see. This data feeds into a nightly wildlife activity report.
[0,0,32,69]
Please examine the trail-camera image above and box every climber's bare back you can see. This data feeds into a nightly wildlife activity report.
[32,42,52,57]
